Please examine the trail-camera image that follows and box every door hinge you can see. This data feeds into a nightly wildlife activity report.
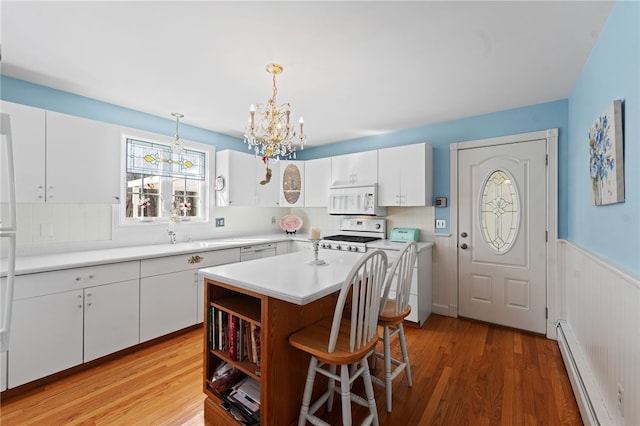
[546,231,548,242]
[545,154,548,166]
[546,307,549,319]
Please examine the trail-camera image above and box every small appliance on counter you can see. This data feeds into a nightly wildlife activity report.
[389,227,420,242]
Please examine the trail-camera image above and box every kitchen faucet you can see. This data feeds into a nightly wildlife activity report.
[167,229,177,244]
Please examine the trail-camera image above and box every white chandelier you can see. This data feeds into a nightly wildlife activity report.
[244,63,306,159]
[170,112,185,154]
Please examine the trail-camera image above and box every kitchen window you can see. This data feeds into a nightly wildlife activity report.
[123,137,210,223]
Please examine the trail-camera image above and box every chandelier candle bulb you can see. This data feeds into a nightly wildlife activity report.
[310,228,321,240]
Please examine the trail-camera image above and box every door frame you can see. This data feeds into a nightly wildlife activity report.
[450,129,559,338]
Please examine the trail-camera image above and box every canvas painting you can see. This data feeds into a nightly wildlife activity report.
[589,100,624,205]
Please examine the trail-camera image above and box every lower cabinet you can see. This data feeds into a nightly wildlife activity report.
[139,248,240,343]
[8,278,140,388]
[6,261,140,388]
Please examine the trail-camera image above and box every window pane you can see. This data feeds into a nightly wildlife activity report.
[127,138,205,180]
[125,173,161,218]
[172,177,200,218]
[479,170,520,253]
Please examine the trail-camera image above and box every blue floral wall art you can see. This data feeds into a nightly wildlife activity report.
[589,100,624,205]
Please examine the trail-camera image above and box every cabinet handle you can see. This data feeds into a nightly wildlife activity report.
[75,276,81,281]
[86,302,92,307]
[188,255,204,264]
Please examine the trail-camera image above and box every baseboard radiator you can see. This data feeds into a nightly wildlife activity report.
[556,320,607,426]
[558,240,640,426]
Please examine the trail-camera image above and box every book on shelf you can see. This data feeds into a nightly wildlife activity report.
[228,313,239,360]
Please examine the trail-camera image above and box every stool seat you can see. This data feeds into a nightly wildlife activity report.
[378,300,411,325]
[290,316,379,365]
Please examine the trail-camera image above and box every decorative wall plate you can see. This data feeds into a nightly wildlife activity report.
[279,214,303,234]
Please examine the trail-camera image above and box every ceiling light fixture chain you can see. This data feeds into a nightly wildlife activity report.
[170,112,185,154]
[244,63,306,160]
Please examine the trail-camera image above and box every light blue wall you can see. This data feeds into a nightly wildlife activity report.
[298,100,569,236]
[567,0,639,276]
[0,75,241,150]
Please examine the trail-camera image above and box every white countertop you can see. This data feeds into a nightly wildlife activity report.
[198,250,365,305]
[1,234,433,278]
[1,234,291,276]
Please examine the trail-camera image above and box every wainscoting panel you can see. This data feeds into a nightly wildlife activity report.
[559,240,639,425]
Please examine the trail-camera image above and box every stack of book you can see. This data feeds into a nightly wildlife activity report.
[209,306,261,368]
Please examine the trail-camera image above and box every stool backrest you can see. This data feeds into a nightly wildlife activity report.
[328,250,388,353]
[380,241,418,315]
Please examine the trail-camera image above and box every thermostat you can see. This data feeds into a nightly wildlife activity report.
[435,197,447,207]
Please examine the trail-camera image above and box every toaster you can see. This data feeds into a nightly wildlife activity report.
[389,228,420,242]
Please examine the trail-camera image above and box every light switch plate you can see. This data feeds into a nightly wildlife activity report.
[215,217,225,227]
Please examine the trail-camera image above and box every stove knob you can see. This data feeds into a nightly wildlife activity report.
[346,246,353,251]
[335,244,341,250]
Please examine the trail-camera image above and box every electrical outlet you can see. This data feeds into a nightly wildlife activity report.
[435,219,446,229]
[617,383,624,414]
[271,216,276,224]
[215,217,225,227]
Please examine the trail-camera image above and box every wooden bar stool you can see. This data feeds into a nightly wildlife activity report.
[289,250,388,426]
[372,241,417,412]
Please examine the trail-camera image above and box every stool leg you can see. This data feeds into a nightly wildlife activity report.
[398,323,413,387]
[383,325,393,412]
[299,357,318,426]
[340,364,352,426]
[327,364,337,412]
[361,356,379,426]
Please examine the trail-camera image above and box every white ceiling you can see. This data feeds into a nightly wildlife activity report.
[1,1,614,147]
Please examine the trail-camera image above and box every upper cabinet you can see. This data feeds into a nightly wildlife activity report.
[1,101,122,204]
[304,157,331,207]
[331,150,378,185]
[215,150,280,207]
[279,160,305,207]
[378,143,433,206]
[46,111,122,204]
[1,101,46,203]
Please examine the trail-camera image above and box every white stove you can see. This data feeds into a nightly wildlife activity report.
[319,218,386,253]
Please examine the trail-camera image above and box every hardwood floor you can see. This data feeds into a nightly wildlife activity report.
[0,315,582,425]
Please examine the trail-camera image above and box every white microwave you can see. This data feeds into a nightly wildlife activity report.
[328,182,387,216]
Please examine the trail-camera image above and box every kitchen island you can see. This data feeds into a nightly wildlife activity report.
[198,249,366,426]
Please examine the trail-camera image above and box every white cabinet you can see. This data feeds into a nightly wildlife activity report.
[381,245,432,326]
[279,160,305,207]
[46,111,122,204]
[290,240,313,253]
[304,157,331,207]
[9,289,84,388]
[216,150,255,206]
[331,150,378,185]
[0,102,122,204]
[216,150,280,207]
[378,143,433,206]
[276,241,290,255]
[83,279,139,362]
[140,248,240,342]
[1,101,46,203]
[255,157,280,207]
[6,261,140,388]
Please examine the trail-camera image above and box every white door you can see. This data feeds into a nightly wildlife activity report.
[458,139,547,333]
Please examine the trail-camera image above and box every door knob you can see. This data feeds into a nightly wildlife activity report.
[461,232,468,238]
[460,243,468,250]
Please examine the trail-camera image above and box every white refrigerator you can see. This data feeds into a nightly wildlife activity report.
[1,112,17,391]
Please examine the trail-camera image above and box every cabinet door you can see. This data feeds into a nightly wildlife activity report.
[377,146,404,206]
[256,159,279,207]
[46,111,122,203]
[140,270,197,342]
[1,101,46,203]
[84,279,140,362]
[8,290,83,388]
[400,143,430,206]
[304,157,331,207]
[216,150,256,206]
[331,150,377,184]
[279,160,305,207]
